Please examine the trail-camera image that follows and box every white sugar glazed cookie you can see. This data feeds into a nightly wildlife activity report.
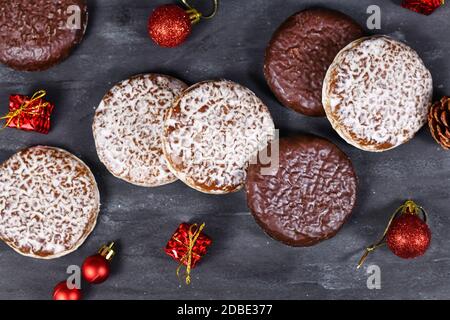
[162,80,275,194]
[0,146,99,259]
[93,74,187,186]
[323,36,433,152]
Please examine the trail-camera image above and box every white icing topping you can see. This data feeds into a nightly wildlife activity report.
[162,80,275,194]
[93,74,187,186]
[323,36,433,151]
[0,146,99,259]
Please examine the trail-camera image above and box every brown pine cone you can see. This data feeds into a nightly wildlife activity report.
[428,97,450,149]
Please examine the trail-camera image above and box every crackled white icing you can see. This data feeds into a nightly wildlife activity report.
[162,80,275,194]
[323,36,433,152]
[0,146,99,259]
[93,74,187,186]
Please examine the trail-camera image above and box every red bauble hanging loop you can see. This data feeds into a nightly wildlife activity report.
[82,242,115,284]
[147,0,219,48]
[52,281,82,300]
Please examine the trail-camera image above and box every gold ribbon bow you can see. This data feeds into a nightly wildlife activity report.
[176,223,206,285]
[1,90,49,129]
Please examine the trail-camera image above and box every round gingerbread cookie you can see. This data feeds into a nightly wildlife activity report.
[264,8,364,117]
[323,36,433,152]
[93,74,187,187]
[246,135,357,247]
[162,80,275,194]
[0,0,88,71]
[0,146,99,259]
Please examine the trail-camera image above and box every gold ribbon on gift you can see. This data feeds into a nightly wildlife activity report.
[1,90,49,129]
[357,200,428,269]
[176,223,206,285]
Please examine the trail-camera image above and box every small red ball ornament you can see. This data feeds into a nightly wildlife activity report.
[148,5,193,47]
[357,200,431,268]
[82,242,116,284]
[386,213,431,259]
[52,281,82,300]
[401,0,445,16]
[147,1,218,48]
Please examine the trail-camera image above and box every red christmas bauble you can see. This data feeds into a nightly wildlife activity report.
[386,214,431,259]
[53,281,82,300]
[401,0,444,16]
[82,254,110,284]
[148,4,192,47]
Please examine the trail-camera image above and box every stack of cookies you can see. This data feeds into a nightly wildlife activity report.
[251,7,433,246]
[264,8,433,152]
[92,75,275,194]
[91,72,360,248]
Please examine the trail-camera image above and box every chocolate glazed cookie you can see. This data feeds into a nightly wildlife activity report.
[0,0,88,71]
[264,8,364,117]
[246,135,357,246]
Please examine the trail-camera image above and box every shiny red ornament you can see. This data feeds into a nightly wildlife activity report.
[148,4,193,47]
[165,223,212,269]
[401,0,445,15]
[358,200,431,268]
[386,214,431,259]
[1,90,54,134]
[82,242,115,284]
[82,255,110,284]
[52,281,82,300]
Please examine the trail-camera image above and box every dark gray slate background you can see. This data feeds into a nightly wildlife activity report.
[0,0,449,300]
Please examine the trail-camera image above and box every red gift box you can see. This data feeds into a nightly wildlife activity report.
[165,223,212,269]
[1,90,54,134]
[401,0,445,15]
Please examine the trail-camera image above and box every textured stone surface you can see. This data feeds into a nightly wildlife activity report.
[0,0,449,299]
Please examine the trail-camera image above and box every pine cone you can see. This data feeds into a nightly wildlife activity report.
[428,97,450,149]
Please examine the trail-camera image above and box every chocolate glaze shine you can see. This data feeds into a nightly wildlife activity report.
[264,8,364,117]
[246,135,357,246]
[0,0,88,71]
